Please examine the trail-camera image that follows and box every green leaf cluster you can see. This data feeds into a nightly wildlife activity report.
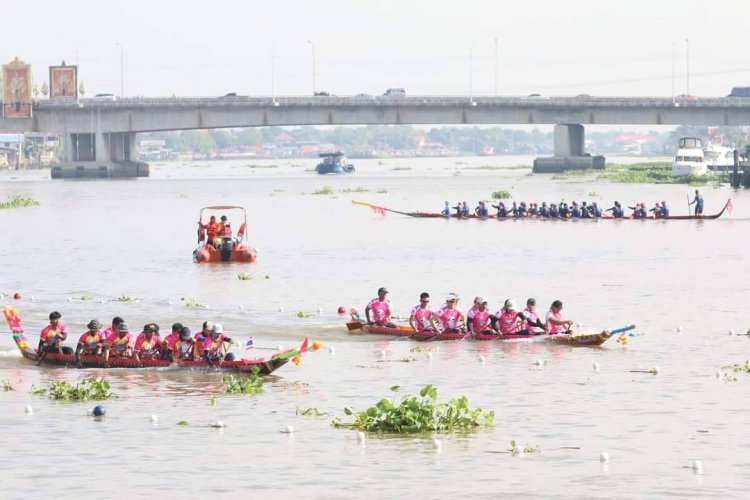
[1,380,13,391]
[222,370,263,395]
[491,190,512,199]
[0,196,40,209]
[42,377,112,401]
[332,385,494,433]
[312,186,334,195]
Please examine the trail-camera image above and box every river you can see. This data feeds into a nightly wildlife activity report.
[1,156,749,499]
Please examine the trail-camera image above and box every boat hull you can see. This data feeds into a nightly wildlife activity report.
[193,243,257,263]
[672,162,707,176]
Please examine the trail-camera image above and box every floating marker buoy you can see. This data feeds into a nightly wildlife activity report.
[278,307,284,313]
[512,444,524,456]
[356,431,366,443]
[432,438,442,450]
[92,405,106,417]
[210,420,226,428]
[317,307,323,314]
[24,405,33,414]
[285,425,294,434]
[277,345,284,351]
[534,359,545,367]
[692,460,703,472]
[67,297,72,302]
[651,366,660,375]
[427,352,433,360]
[239,305,245,309]
[167,300,173,305]
[337,306,346,315]
[150,414,158,423]
[13,292,21,300]
[676,326,683,333]
[593,362,600,372]
[30,296,35,301]
[479,355,486,364]
[100,299,106,304]
[328,346,335,355]
[715,369,723,379]
[728,329,735,336]
[379,350,386,358]
[600,452,609,463]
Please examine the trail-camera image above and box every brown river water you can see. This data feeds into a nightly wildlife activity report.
[1,156,749,499]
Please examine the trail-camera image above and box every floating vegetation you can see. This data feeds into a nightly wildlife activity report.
[1,380,13,391]
[281,380,310,388]
[728,360,750,374]
[340,187,369,193]
[391,167,412,171]
[296,311,313,318]
[222,370,263,395]
[410,346,439,353]
[296,406,326,417]
[181,297,206,309]
[264,274,271,280]
[176,192,188,199]
[332,385,494,433]
[376,189,388,194]
[210,396,217,407]
[177,421,190,426]
[34,378,113,401]
[75,294,94,301]
[588,191,599,196]
[491,190,512,199]
[237,271,253,280]
[381,357,417,363]
[554,162,730,185]
[0,195,40,210]
[312,186,334,195]
[271,188,285,193]
[244,164,278,169]
[510,440,541,455]
[115,293,138,303]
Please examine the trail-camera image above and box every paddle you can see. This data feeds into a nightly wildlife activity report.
[687,193,691,216]
[351,200,415,217]
[36,341,49,365]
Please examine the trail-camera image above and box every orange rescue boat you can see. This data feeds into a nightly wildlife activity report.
[193,205,257,263]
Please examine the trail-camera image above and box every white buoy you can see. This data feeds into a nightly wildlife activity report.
[729,329,735,336]
[30,296,35,301]
[427,352,433,360]
[716,369,723,379]
[278,307,284,313]
[692,460,703,472]
[167,300,173,305]
[317,307,323,314]
[276,345,284,351]
[512,444,524,456]
[238,305,245,309]
[210,420,226,428]
[356,431,366,444]
[432,438,442,450]
[87,408,94,416]
[150,414,158,424]
[285,425,294,434]
[652,366,660,375]
[205,305,210,310]
[100,299,106,304]
[328,346,335,355]
[676,325,683,333]
[379,350,386,359]
[593,362,600,372]
[24,405,33,415]
[479,355,486,364]
[600,451,609,463]
[534,359,545,367]
[67,297,72,302]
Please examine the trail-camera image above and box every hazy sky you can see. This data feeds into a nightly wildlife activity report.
[5,0,750,99]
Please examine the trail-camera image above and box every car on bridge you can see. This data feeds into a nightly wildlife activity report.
[383,88,406,97]
[728,86,750,97]
[92,93,118,101]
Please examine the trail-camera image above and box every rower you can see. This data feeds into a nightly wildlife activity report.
[539,202,550,218]
[558,202,570,218]
[436,293,465,333]
[649,202,662,218]
[590,201,602,218]
[496,299,528,335]
[529,203,539,216]
[202,323,236,367]
[106,322,134,361]
[75,319,106,365]
[171,326,195,360]
[461,201,470,218]
[38,311,73,355]
[549,203,559,217]
[409,292,439,333]
[570,201,581,218]
[522,298,546,334]
[491,201,507,218]
[441,201,450,216]
[475,201,489,218]
[510,201,519,217]
[161,322,183,361]
[689,189,704,215]
[660,201,670,217]
[134,323,161,363]
[545,300,574,334]
[193,320,214,359]
[518,202,527,217]
[580,201,591,218]
[606,201,624,218]
[365,287,396,327]
[468,297,494,335]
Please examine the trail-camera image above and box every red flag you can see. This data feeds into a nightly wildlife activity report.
[726,199,733,215]
[300,337,309,353]
[371,206,387,217]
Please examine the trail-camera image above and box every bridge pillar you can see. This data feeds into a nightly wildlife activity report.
[533,123,605,173]
[107,132,137,162]
[53,131,148,179]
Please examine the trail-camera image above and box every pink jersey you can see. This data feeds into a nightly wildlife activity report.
[410,305,434,331]
[471,309,492,333]
[523,307,541,332]
[41,323,68,343]
[497,310,521,334]
[466,305,479,320]
[78,331,105,351]
[437,307,463,331]
[101,327,116,345]
[163,333,180,350]
[109,332,134,353]
[545,310,564,333]
[368,298,392,325]
[135,334,160,355]
[203,334,228,355]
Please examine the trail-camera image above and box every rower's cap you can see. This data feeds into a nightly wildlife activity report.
[446,293,458,302]
[150,323,160,333]
[476,296,488,304]
[212,323,223,334]
[527,298,536,305]
[142,323,155,333]
[473,296,482,304]
[179,327,192,341]
[505,299,517,310]
[87,319,101,330]
[117,322,129,333]
[377,287,388,295]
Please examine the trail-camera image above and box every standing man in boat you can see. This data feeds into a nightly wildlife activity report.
[409,292,439,333]
[75,319,106,365]
[365,287,396,328]
[200,215,219,247]
[545,300,574,334]
[689,189,704,216]
[38,311,73,355]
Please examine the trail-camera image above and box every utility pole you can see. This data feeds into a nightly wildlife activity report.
[494,38,498,97]
[116,42,124,97]
[306,40,316,95]
[671,42,675,102]
[271,42,276,103]
[685,38,690,95]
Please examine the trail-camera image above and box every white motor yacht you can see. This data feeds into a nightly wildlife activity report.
[672,137,707,176]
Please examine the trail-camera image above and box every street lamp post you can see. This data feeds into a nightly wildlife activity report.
[494,38,498,97]
[306,40,316,95]
[116,42,124,97]
[469,45,473,103]
[671,42,675,102]
[271,42,276,103]
[685,38,690,96]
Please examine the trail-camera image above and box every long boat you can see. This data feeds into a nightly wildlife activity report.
[347,319,635,346]
[352,199,731,221]
[3,306,316,374]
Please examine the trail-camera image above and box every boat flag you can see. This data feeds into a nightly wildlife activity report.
[300,337,309,353]
[371,205,387,217]
[245,337,254,350]
[726,199,733,215]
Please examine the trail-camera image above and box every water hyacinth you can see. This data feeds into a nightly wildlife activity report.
[0,195,40,209]
[332,385,494,433]
[222,369,263,394]
[33,377,113,401]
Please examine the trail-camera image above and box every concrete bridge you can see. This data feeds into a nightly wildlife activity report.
[2,95,750,176]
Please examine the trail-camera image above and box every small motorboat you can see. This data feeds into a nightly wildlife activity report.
[193,205,257,263]
[672,137,707,177]
[316,152,355,174]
